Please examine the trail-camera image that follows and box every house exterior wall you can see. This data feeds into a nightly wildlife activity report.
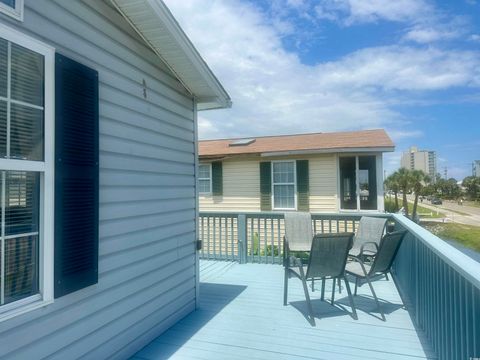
[200,152,387,213]
[0,1,197,359]
[200,154,339,212]
[200,158,261,211]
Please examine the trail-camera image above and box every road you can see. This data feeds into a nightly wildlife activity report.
[406,195,480,226]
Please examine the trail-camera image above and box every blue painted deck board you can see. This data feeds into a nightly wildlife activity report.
[132,261,436,360]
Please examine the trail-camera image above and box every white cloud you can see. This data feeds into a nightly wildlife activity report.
[317,46,480,91]
[163,0,480,141]
[313,0,471,44]
[387,129,423,141]
[384,152,403,176]
[314,0,431,25]
[403,27,460,43]
[470,34,480,42]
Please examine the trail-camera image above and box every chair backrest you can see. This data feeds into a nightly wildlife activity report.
[370,230,407,275]
[351,216,387,252]
[306,233,354,279]
[284,212,313,252]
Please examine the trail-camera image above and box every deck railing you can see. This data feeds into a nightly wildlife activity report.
[198,211,480,360]
[391,214,480,360]
[199,212,372,264]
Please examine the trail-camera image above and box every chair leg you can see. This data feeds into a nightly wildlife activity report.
[283,268,288,306]
[311,278,315,292]
[364,274,386,321]
[338,278,342,293]
[301,277,315,326]
[321,278,326,301]
[385,272,389,281]
[343,276,357,320]
[331,278,336,304]
[354,277,358,296]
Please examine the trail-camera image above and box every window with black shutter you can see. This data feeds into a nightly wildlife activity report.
[0,26,55,316]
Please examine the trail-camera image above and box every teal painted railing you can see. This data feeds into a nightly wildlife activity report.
[391,214,480,360]
[198,211,480,359]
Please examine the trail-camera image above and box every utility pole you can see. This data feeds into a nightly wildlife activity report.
[444,167,448,179]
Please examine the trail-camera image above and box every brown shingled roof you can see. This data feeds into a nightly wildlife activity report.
[199,129,394,158]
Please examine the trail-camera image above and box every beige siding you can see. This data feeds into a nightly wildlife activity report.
[199,154,339,213]
[309,154,338,212]
[200,159,261,212]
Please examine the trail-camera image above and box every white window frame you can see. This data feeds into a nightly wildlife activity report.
[198,163,212,195]
[271,160,297,211]
[0,23,54,322]
[337,153,383,213]
[0,0,23,21]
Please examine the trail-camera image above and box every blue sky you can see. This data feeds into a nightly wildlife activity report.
[164,0,480,180]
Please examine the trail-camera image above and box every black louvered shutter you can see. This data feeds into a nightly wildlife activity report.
[260,162,272,211]
[211,161,223,196]
[296,160,309,211]
[54,54,99,298]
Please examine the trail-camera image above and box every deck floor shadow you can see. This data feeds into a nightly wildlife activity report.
[132,260,436,360]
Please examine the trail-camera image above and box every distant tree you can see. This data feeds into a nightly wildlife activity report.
[384,172,400,211]
[410,170,430,219]
[420,184,435,197]
[463,176,480,201]
[396,168,412,217]
[436,178,461,199]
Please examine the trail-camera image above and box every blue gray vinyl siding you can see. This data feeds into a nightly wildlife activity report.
[0,0,197,359]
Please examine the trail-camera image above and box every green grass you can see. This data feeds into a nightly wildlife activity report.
[423,223,480,252]
[384,198,445,218]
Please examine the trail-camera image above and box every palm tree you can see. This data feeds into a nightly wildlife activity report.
[410,170,430,220]
[385,172,400,211]
[396,168,412,217]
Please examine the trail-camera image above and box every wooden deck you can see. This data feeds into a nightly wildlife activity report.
[131,260,435,360]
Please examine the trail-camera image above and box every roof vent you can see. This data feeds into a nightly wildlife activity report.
[229,138,256,147]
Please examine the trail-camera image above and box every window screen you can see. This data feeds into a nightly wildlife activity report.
[2,171,40,305]
[272,161,295,209]
[340,157,356,210]
[359,156,377,210]
[0,36,43,307]
[198,164,211,194]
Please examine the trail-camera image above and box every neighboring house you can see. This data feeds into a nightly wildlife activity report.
[199,130,394,213]
[0,1,229,359]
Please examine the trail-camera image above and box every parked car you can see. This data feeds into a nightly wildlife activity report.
[431,198,443,205]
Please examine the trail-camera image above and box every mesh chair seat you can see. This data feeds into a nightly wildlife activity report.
[349,247,376,258]
[345,261,371,278]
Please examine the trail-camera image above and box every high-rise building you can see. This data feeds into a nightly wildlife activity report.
[473,160,480,177]
[401,146,437,180]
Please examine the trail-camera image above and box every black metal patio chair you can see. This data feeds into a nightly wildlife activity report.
[284,232,357,326]
[346,230,407,321]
